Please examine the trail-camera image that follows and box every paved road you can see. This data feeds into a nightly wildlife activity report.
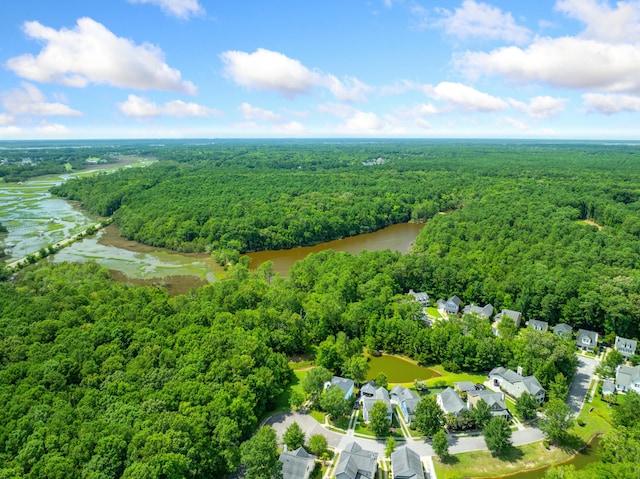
[265,411,345,449]
[567,354,599,414]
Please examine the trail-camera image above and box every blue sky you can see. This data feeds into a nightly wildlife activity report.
[1,0,640,140]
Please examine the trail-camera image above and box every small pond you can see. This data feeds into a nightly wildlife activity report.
[365,355,440,383]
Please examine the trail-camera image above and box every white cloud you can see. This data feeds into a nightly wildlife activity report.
[436,0,530,44]
[240,103,285,123]
[379,80,422,96]
[425,82,509,112]
[220,48,370,101]
[0,114,14,126]
[36,120,69,134]
[509,95,568,119]
[499,116,529,130]
[458,37,640,93]
[221,49,320,98]
[324,75,372,102]
[118,94,219,117]
[127,0,204,19]
[239,103,306,133]
[2,83,82,116]
[583,93,640,114]
[6,18,196,93]
[556,0,640,42]
[318,103,383,131]
[395,102,442,118]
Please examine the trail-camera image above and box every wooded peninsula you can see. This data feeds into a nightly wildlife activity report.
[1,140,639,479]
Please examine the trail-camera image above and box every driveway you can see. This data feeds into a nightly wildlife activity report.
[264,411,344,449]
[567,355,599,414]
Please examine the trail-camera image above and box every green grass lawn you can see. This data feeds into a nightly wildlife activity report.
[421,365,488,388]
[365,354,441,382]
[434,387,615,479]
[265,368,308,417]
[426,307,443,319]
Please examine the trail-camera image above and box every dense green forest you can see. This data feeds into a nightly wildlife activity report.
[51,142,640,338]
[0,249,582,478]
[2,141,640,477]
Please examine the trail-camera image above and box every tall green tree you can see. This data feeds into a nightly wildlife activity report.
[282,422,305,451]
[240,426,283,479]
[514,392,538,421]
[345,356,370,387]
[540,399,575,445]
[413,396,443,437]
[375,372,388,390]
[432,429,449,460]
[471,398,492,429]
[612,391,640,429]
[301,367,332,405]
[319,385,351,420]
[368,401,391,437]
[307,434,328,458]
[483,417,512,456]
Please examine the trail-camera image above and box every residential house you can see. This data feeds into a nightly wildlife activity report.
[527,319,549,332]
[408,289,430,307]
[327,376,355,400]
[391,386,421,425]
[279,447,316,479]
[436,387,466,416]
[492,309,522,336]
[553,323,573,338]
[576,329,599,352]
[467,390,510,418]
[615,364,640,393]
[453,381,477,396]
[391,447,424,479]
[489,367,546,403]
[335,442,378,479]
[360,380,377,398]
[602,380,616,397]
[462,303,494,319]
[437,296,462,316]
[362,387,393,423]
[614,336,638,358]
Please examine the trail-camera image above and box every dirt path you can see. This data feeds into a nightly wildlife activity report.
[581,219,602,230]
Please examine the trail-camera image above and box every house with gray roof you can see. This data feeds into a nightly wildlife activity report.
[362,387,393,423]
[602,380,616,397]
[492,309,522,336]
[327,376,354,399]
[408,289,430,306]
[437,296,462,316]
[467,390,510,418]
[436,387,466,416]
[391,447,424,479]
[360,380,377,398]
[391,385,421,425]
[279,447,316,479]
[489,367,545,403]
[614,336,637,358]
[553,323,573,338]
[576,329,599,351]
[463,303,494,319]
[528,319,549,332]
[335,442,378,479]
[454,381,477,395]
[615,364,640,393]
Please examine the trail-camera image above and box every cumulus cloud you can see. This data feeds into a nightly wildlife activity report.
[0,114,14,126]
[556,0,640,42]
[509,95,568,119]
[318,103,384,131]
[239,102,305,132]
[2,83,82,116]
[36,120,69,134]
[459,37,640,93]
[458,1,640,93]
[220,48,370,101]
[6,18,196,93]
[425,82,509,112]
[127,0,204,19]
[240,103,285,123]
[436,0,530,44]
[118,94,220,117]
[583,93,640,114]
